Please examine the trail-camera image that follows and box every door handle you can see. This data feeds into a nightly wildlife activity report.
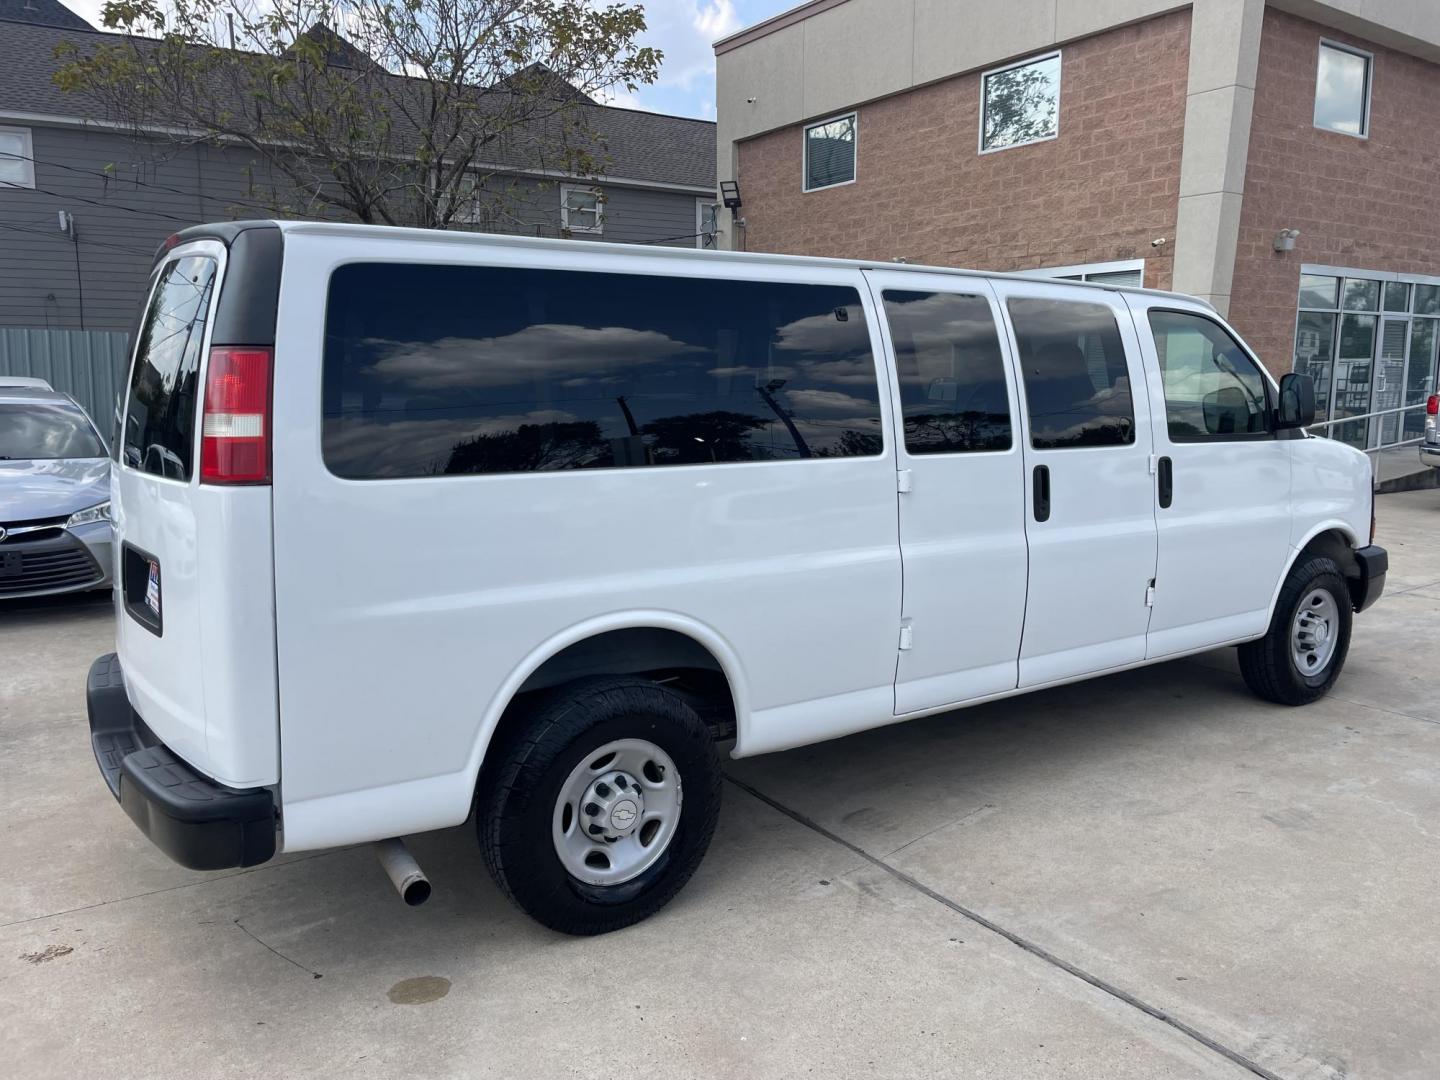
[1157,456,1173,509]
[1033,464,1051,522]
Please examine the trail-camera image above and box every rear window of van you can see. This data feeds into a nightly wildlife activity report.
[321,264,883,479]
[122,255,217,480]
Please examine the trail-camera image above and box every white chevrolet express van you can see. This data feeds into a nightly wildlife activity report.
[88,221,1387,934]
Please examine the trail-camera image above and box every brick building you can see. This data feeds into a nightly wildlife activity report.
[715,0,1440,464]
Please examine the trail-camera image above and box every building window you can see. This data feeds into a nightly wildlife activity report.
[0,125,35,189]
[696,200,719,249]
[1294,267,1440,450]
[1314,41,1372,138]
[447,174,484,227]
[803,113,856,191]
[1016,260,1143,288]
[561,185,604,234]
[981,52,1061,153]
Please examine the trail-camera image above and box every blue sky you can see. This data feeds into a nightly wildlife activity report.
[598,0,794,119]
[59,0,796,121]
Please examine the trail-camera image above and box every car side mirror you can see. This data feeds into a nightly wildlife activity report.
[1277,373,1316,430]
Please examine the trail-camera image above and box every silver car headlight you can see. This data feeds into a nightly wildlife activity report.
[66,501,111,528]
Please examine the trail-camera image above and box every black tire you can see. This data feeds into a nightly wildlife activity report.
[1238,556,1353,706]
[479,676,721,935]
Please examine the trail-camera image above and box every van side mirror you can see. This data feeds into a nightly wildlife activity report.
[1277,372,1316,430]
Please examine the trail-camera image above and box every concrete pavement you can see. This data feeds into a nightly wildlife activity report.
[2,490,1437,1079]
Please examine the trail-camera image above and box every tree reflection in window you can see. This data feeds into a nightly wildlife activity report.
[982,53,1060,151]
[322,264,885,479]
[882,290,1012,454]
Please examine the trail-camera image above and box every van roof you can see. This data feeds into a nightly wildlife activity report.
[183,220,1212,310]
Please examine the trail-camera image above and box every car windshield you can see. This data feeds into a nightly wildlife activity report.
[0,402,106,460]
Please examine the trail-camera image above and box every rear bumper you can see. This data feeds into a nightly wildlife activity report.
[86,653,276,870]
[1352,545,1388,614]
[1421,443,1440,468]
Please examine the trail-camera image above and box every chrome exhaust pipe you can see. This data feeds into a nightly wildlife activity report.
[374,838,432,906]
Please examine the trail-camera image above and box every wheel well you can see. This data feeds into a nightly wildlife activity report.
[1295,529,1363,608]
[481,629,738,786]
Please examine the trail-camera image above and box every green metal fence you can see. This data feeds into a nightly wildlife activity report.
[0,328,130,438]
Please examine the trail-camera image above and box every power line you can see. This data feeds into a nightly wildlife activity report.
[19,181,199,224]
[0,219,153,255]
[639,230,714,247]
[15,150,283,216]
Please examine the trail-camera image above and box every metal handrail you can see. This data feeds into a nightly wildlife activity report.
[1306,402,1430,452]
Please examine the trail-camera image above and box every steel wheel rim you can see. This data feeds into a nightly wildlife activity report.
[1290,587,1340,676]
[552,738,682,887]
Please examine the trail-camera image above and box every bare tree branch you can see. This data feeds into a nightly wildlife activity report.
[53,0,661,228]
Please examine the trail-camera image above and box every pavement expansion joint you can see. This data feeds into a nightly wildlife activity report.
[724,772,1285,1080]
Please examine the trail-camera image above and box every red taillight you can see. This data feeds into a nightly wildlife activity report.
[201,347,272,484]
[1427,394,1439,416]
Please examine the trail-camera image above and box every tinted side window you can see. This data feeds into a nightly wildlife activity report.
[322,265,883,479]
[1148,310,1270,439]
[123,256,217,479]
[1007,298,1135,449]
[882,290,1011,453]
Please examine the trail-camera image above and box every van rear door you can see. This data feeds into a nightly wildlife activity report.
[112,228,281,789]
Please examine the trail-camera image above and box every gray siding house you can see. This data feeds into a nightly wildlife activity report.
[0,0,718,333]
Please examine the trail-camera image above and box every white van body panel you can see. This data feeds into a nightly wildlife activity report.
[269,230,903,851]
[1289,435,1372,552]
[861,270,1029,716]
[990,278,1160,687]
[111,239,281,789]
[284,608,752,848]
[1121,294,1296,661]
[112,464,209,768]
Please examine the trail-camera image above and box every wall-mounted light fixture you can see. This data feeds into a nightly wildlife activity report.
[1274,228,1301,252]
[720,180,742,212]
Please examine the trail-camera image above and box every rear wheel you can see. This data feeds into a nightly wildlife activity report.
[1238,556,1353,706]
[479,677,721,935]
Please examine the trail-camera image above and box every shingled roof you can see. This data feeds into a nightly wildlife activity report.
[0,0,90,30]
[0,20,716,191]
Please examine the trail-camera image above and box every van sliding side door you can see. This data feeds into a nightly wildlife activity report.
[864,270,1029,715]
[990,280,1160,688]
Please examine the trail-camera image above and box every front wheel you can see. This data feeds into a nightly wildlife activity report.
[1238,556,1353,706]
[479,677,721,935]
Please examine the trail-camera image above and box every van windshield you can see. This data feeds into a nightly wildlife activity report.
[122,255,217,480]
[0,402,105,460]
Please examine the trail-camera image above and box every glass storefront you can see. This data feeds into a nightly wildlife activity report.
[1292,268,1440,450]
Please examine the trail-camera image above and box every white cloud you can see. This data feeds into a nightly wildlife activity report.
[60,0,105,27]
[597,0,741,117]
[364,323,705,389]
